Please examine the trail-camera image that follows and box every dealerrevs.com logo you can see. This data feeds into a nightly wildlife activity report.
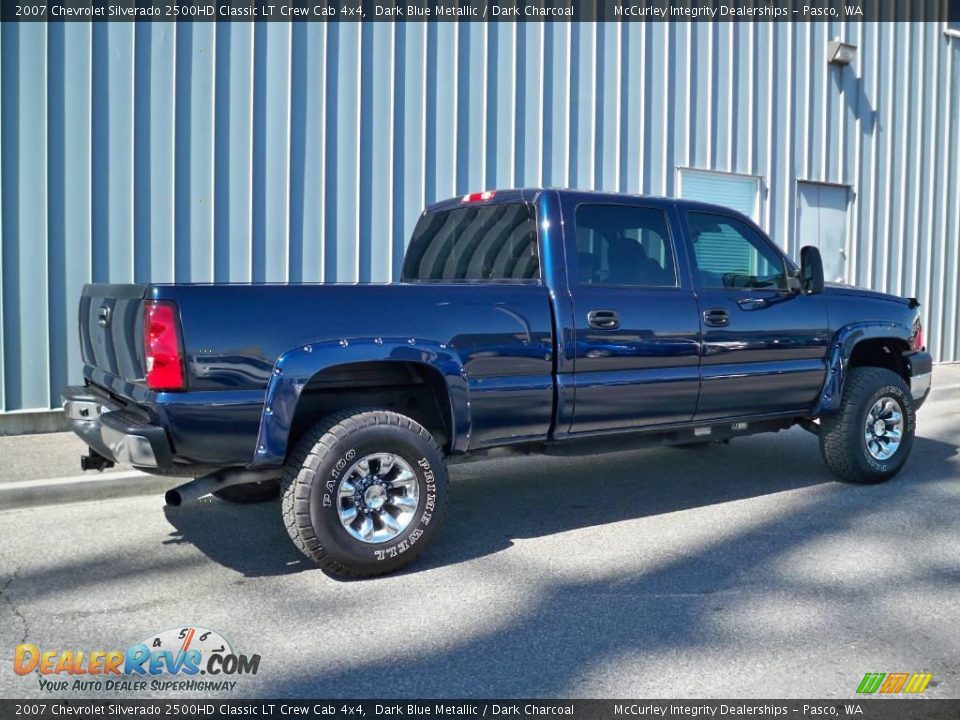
[14,626,261,693]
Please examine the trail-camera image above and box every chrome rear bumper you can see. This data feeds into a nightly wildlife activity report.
[62,385,172,468]
[910,371,931,401]
[905,351,932,408]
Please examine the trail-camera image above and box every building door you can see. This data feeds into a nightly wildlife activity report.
[797,182,851,284]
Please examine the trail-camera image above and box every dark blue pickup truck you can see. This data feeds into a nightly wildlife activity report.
[63,189,932,577]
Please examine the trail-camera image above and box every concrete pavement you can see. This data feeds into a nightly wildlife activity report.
[1,367,958,699]
[0,432,182,510]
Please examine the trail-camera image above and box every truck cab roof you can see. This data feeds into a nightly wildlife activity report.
[425,187,754,224]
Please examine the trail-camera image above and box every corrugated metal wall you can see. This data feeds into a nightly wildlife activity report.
[1,20,959,424]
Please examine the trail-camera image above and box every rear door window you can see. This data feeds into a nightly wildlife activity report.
[402,203,540,282]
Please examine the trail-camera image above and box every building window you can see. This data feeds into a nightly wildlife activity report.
[677,168,762,222]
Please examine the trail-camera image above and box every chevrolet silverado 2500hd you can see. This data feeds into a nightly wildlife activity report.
[63,189,932,577]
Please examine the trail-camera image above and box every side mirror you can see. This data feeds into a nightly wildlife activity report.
[800,246,825,295]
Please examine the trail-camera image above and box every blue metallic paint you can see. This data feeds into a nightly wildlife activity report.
[812,319,915,416]
[73,189,925,472]
[251,338,471,467]
[556,192,703,435]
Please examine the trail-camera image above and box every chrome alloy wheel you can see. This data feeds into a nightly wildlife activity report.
[336,453,419,544]
[864,396,904,461]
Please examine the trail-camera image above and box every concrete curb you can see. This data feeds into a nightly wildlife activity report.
[0,470,183,511]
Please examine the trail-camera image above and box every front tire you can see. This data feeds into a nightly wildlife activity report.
[819,367,916,484]
[281,409,448,578]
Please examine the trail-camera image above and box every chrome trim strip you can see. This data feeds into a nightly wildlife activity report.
[910,371,932,401]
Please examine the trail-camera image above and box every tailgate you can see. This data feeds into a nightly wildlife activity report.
[79,283,149,383]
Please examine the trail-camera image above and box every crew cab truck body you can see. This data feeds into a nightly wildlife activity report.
[64,189,932,577]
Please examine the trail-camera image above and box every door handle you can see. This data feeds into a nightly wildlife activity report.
[587,309,620,330]
[703,308,730,327]
[736,297,767,311]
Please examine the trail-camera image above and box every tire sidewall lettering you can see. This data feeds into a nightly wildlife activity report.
[322,448,356,508]
[372,455,434,561]
[322,445,437,562]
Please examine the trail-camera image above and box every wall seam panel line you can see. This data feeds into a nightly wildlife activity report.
[0,22,5,412]
[322,23,332,279]
[705,22,713,169]
[614,22,622,191]
[538,21,545,187]
[896,25,911,297]
[865,22,877,288]
[939,38,954,357]
[420,23,426,214]
[637,23,646,194]
[564,21,571,187]
[355,22,362,280]
[388,21,396,276]
[820,22,828,182]
[684,22,691,174]
[848,20,862,286]
[285,21,293,282]
[925,20,935,309]
[664,23,671,193]
[133,26,139,283]
[590,22,597,189]
[36,23,52,411]
[950,40,960,359]
[481,22,488,188]
[907,21,936,296]
[780,24,794,255]
[248,22,256,281]
[836,19,845,186]
[510,21,517,187]
[211,23,219,282]
[745,21,753,175]
[881,22,894,293]
[922,22,938,348]
[764,23,773,230]
[46,18,57,405]
[801,23,810,182]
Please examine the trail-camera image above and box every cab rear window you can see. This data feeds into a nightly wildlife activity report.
[402,203,540,282]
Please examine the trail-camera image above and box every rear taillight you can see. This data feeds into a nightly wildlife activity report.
[143,300,186,390]
[911,318,924,352]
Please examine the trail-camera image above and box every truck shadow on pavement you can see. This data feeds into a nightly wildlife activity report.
[162,498,307,577]
[418,430,959,573]
[265,430,960,697]
[159,428,959,581]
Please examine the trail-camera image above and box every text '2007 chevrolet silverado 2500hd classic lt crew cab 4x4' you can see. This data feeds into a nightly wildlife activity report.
[64,189,932,577]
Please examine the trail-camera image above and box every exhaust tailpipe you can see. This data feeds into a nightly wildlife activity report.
[165,469,277,507]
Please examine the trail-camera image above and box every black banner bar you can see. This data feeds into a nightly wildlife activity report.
[2,700,960,720]
[2,0,959,22]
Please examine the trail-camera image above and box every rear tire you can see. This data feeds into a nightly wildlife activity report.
[819,367,915,484]
[214,480,280,504]
[281,409,447,578]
